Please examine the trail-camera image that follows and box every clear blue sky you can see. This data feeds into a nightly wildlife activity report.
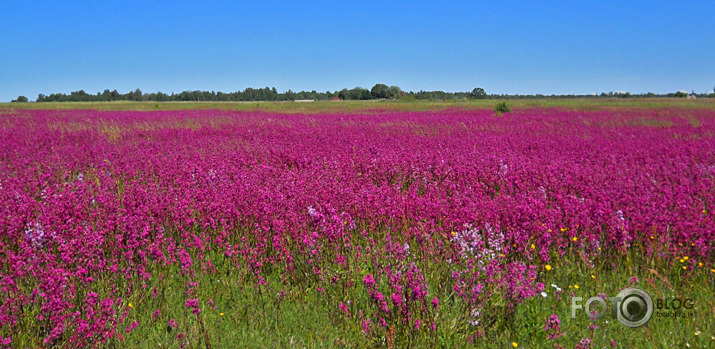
[2,1,713,101]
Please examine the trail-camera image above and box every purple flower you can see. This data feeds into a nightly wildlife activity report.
[392,293,404,307]
[575,338,592,349]
[185,298,201,315]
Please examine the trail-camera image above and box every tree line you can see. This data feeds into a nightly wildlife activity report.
[30,86,402,103]
[10,85,715,103]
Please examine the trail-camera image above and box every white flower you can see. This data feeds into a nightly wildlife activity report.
[468,309,481,326]
[541,292,548,298]
[24,223,47,249]
[498,160,508,176]
[307,206,319,219]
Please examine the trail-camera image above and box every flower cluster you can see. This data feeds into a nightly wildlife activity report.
[544,314,563,339]
[0,107,712,345]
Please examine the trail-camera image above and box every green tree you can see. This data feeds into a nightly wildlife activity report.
[370,84,389,99]
[347,87,370,100]
[493,101,511,113]
[338,88,349,100]
[388,85,402,99]
[470,87,487,99]
[11,95,28,103]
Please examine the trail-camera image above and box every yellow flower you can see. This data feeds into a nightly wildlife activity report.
[569,285,572,289]
[698,262,703,267]
[129,303,133,308]
[530,244,535,249]
[451,231,456,237]
[591,275,596,279]
[679,259,685,263]
[512,342,518,348]
[682,266,687,270]
[545,265,552,271]
[683,256,689,261]
[649,235,655,240]
[572,237,578,242]
[219,313,224,316]
[500,254,506,258]
[711,268,715,273]
[574,285,579,289]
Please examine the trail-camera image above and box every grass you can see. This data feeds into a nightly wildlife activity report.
[3,102,713,348]
[1,98,714,114]
[14,228,709,348]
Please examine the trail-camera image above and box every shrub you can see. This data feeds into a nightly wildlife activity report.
[493,101,511,114]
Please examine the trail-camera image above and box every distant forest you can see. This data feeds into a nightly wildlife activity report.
[11,84,715,103]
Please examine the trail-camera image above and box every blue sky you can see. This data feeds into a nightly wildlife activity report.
[1,1,713,101]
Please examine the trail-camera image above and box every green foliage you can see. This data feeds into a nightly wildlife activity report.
[26,86,711,104]
[674,91,688,98]
[5,98,715,112]
[494,101,511,113]
[11,95,28,103]
[16,229,709,348]
[370,84,389,99]
[470,87,487,99]
[388,85,403,99]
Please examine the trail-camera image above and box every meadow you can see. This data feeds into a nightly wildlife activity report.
[0,103,713,348]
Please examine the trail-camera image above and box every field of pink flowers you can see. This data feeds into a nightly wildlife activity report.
[0,107,713,347]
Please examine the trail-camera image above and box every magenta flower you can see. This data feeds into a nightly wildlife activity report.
[363,274,376,289]
[185,299,201,315]
[545,314,563,339]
